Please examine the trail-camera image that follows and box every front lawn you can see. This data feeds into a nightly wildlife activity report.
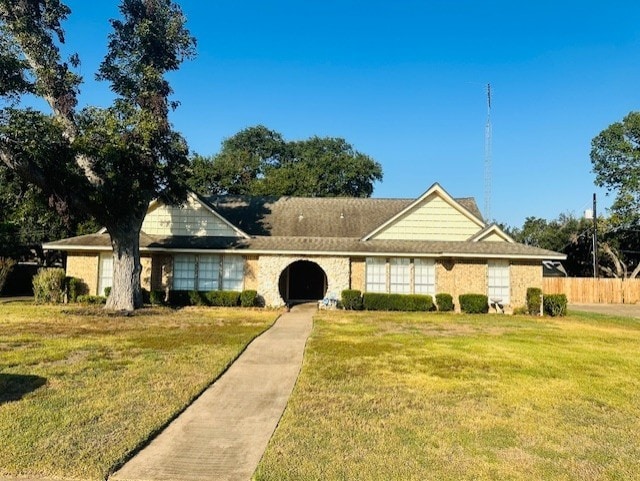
[0,303,276,480]
[255,310,640,480]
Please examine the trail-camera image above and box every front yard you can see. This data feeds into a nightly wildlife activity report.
[0,303,276,480]
[255,310,640,480]
[3,304,640,480]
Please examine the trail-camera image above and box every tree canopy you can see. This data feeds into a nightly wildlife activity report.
[188,125,383,198]
[0,0,195,310]
[591,111,640,226]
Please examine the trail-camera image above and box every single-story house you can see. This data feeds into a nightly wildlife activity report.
[44,183,565,310]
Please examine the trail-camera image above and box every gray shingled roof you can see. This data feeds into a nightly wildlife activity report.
[45,233,565,260]
[202,195,483,238]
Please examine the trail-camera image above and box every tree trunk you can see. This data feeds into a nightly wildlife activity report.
[106,221,144,311]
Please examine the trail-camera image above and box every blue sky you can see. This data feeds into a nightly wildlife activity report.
[57,1,640,226]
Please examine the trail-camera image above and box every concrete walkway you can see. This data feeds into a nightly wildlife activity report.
[111,303,315,481]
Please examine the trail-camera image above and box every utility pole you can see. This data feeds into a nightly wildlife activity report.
[593,193,598,278]
[484,83,492,222]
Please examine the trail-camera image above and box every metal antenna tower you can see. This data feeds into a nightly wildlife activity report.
[484,83,492,222]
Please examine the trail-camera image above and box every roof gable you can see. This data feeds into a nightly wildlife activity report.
[468,224,514,243]
[141,193,249,238]
[363,183,486,241]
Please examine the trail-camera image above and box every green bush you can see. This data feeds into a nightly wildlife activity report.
[76,295,107,305]
[66,277,88,302]
[33,268,67,304]
[205,290,240,307]
[189,290,206,306]
[104,286,111,298]
[459,294,489,314]
[363,292,433,311]
[435,293,454,312]
[150,290,165,306]
[526,287,542,315]
[240,290,258,307]
[0,257,16,294]
[341,289,363,310]
[543,293,568,317]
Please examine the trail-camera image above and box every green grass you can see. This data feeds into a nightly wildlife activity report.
[255,311,640,481]
[0,303,277,480]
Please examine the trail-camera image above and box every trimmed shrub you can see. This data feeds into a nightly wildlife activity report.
[543,293,568,317]
[66,277,88,302]
[150,290,165,306]
[33,268,67,304]
[435,293,454,312]
[526,287,542,315]
[77,295,106,305]
[0,257,16,294]
[341,289,363,310]
[240,290,258,307]
[189,290,206,306]
[206,290,240,307]
[363,292,433,311]
[104,286,111,298]
[459,294,489,314]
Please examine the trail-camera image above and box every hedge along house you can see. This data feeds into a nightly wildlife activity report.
[44,183,565,310]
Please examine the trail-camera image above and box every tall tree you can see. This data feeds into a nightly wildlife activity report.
[591,111,640,226]
[0,0,195,310]
[188,126,383,197]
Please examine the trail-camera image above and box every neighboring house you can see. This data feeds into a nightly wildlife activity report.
[44,183,565,310]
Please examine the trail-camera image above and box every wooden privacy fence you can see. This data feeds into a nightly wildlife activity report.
[543,277,640,304]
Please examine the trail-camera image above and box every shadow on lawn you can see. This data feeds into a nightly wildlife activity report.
[0,373,47,404]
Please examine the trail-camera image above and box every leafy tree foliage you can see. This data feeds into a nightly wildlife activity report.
[188,125,383,198]
[0,164,99,260]
[0,0,195,310]
[591,111,640,226]
[510,214,640,278]
[510,214,594,277]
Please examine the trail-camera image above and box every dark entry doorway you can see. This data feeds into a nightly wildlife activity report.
[279,261,327,303]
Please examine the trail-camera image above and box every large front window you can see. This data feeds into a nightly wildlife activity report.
[366,257,436,295]
[488,260,510,304]
[173,255,244,291]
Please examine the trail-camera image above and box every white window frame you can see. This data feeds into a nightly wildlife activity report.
[414,258,436,296]
[365,257,387,293]
[197,255,220,291]
[222,255,244,291]
[98,253,113,296]
[173,254,197,291]
[488,260,510,304]
[389,258,411,294]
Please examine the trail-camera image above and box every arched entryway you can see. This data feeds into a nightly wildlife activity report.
[279,260,327,304]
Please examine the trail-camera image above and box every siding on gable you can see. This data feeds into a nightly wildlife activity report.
[478,232,507,242]
[371,194,481,241]
[141,197,239,237]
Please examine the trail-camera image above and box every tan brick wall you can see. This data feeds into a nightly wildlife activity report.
[436,259,487,312]
[511,261,542,308]
[140,256,152,291]
[66,253,99,295]
[350,257,365,291]
[244,255,259,291]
